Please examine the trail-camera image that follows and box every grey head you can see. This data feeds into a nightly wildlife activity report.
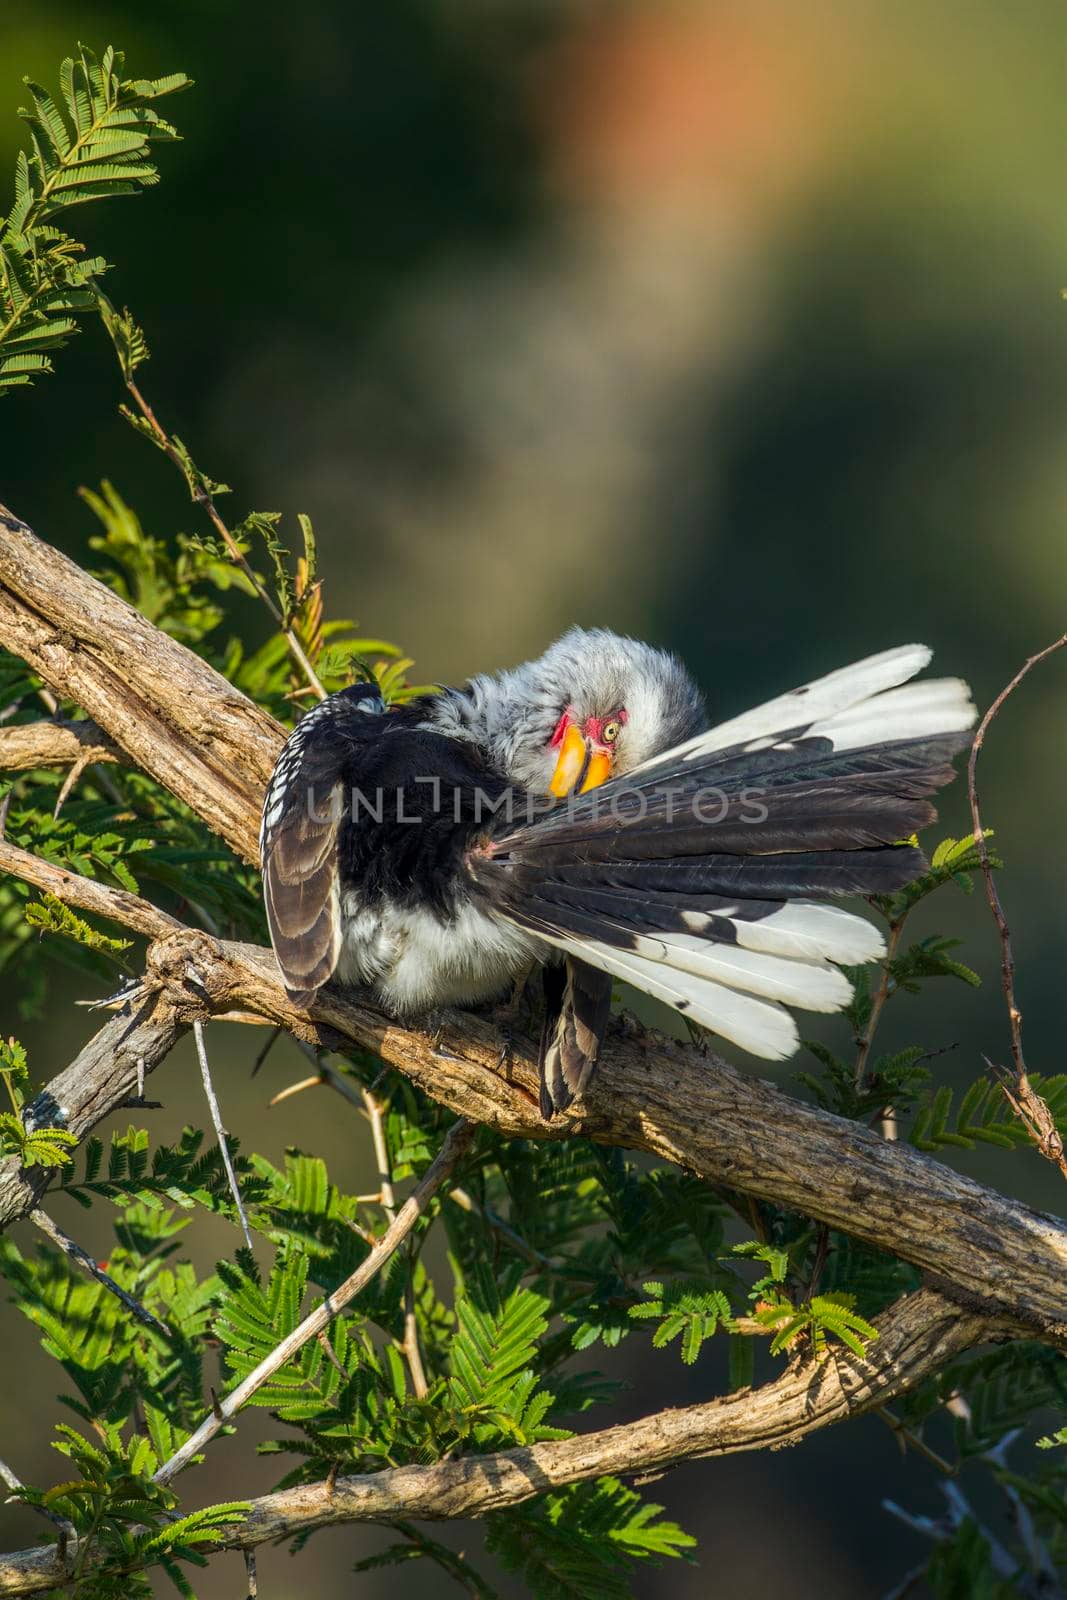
[426,626,708,794]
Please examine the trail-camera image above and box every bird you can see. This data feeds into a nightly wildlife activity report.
[260,628,975,1119]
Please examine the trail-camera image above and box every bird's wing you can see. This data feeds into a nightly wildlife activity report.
[473,646,975,1063]
[261,690,384,1004]
[538,957,613,1118]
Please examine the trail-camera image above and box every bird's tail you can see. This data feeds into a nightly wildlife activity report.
[472,645,975,1064]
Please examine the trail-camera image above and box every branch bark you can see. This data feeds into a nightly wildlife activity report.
[0,986,186,1230]
[0,719,117,772]
[0,836,182,943]
[0,503,280,864]
[0,1288,1008,1597]
[0,909,1064,1348]
[1,501,1065,1591]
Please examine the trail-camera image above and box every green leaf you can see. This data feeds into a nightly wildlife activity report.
[1,46,190,394]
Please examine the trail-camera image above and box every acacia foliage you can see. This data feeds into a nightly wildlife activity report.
[1,43,1066,1600]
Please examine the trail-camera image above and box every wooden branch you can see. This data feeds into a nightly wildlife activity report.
[0,987,186,1231]
[146,930,1067,1345]
[154,1118,476,1485]
[0,836,182,942]
[0,888,1064,1347]
[29,1207,170,1337]
[0,502,281,865]
[0,1288,1007,1597]
[0,719,117,772]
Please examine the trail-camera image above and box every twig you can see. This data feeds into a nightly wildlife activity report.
[881,1565,928,1600]
[30,1208,171,1337]
[153,1117,475,1486]
[244,1550,257,1600]
[265,1046,366,1112]
[967,632,1067,1179]
[114,354,326,703]
[883,1480,1051,1593]
[448,1186,553,1271]
[0,1455,77,1566]
[854,914,907,1090]
[51,752,94,820]
[402,1244,429,1400]
[360,1083,430,1394]
[0,1289,1001,1599]
[308,1053,366,1109]
[249,1025,283,1078]
[0,836,183,943]
[191,1019,253,1252]
[267,1074,323,1107]
[873,1405,954,1477]
[361,1084,396,1216]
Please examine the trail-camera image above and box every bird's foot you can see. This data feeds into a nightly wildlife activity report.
[682,1017,710,1056]
[491,965,538,1032]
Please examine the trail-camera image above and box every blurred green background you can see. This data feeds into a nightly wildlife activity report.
[2,1,1067,1595]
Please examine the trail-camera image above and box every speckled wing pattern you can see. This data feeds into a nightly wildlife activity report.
[260,686,384,1005]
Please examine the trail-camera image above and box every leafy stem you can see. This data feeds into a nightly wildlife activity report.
[97,300,326,702]
[854,909,908,1092]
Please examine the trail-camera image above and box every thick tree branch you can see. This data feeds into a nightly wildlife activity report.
[0,889,1063,1346]
[0,502,280,864]
[0,987,186,1230]
[0,1288,1009,1596]
[0,719,117,772]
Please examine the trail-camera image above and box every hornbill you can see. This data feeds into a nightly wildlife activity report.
[261,629,975,1117]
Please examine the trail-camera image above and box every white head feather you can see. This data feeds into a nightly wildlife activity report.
[423,626,707,792]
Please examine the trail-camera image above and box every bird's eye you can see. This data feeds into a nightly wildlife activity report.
[601,719,622,745]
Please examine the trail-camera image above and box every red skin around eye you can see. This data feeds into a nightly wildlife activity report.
[549,708,575,747]
[549,706,629,749]
[584,708,628,746]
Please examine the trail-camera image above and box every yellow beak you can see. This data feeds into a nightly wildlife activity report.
[549,723,614,797]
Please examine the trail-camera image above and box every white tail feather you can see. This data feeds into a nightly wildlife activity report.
[724,901,887,965]
[636,644,934,772]
[807,677,976,751]
[616,930,852,1012]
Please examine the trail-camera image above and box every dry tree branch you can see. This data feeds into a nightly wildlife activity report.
[0,503,279,864]
[1,501,1067,1588]
[0,900,1063,1347]
[153,1117,475,1485]
[0,720,117,773]
[28,1207,170,1336]
[0,983,187,1231]
[0,836,182,943]
[967,632,1067,1179]
[0,1288,1013,1597]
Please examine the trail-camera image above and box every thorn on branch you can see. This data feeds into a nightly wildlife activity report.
[316,1329,347,1380]
[250,1025,283,1078]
